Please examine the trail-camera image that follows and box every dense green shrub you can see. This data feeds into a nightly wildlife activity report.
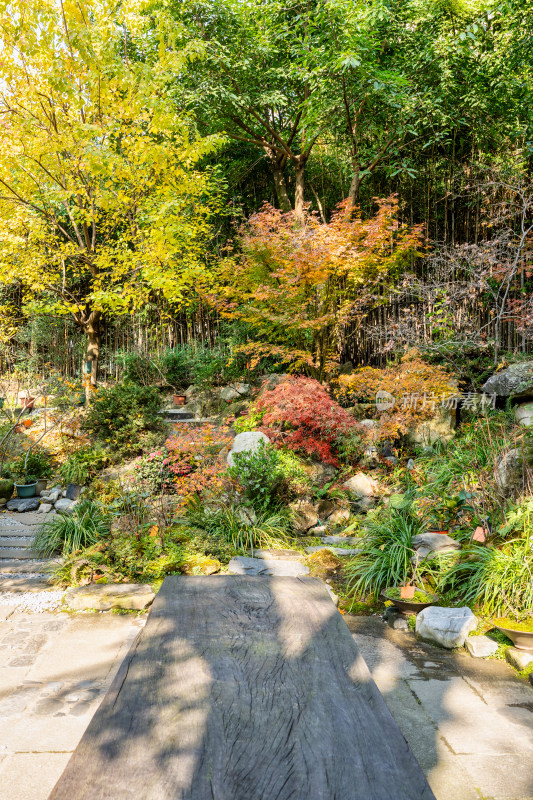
[12,449,54,482]
[84,383,164,455]
[228,440,285,511]
[59,446,108,485]
[117,352,158,386]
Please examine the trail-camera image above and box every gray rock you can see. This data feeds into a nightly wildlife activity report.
[308,525,328,536]
[416,606,477,649]
[412,532,461,562]
[55,498,75,513]
[322,535,360,546]
[406,458,415,470]
[305,546,360,557]
[506,647,533,671]
[6,498,40,512]
[246,549,304,562]
[514,402,533,427]
[316,499,336,519]
[227,431,270,467]
[496,447,530,490]
[465,635,498,658]
[47,489,62,503]
[38,503,53,513]
[289,500,319,533]
[65,583,155,611]
[359,419,379,430]
[383,606,409,631]
[407,406,457,447]
[39,490,50,498]
[220,384,250,403]
[259,373,291,392]
[327,508,351,525]
[227,556,309,577]
[305,461,337,484]
[482,361,533,398]
[343,472,379,498]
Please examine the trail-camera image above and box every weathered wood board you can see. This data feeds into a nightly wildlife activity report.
[49,575,435,800]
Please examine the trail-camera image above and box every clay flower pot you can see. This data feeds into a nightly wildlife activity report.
[173,394,186,406]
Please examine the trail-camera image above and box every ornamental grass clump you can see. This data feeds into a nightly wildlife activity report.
[344,499,425,600]
[34,499,110,557]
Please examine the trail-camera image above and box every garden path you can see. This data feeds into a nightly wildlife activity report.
[0,581,530,799]
[347,615,533,800]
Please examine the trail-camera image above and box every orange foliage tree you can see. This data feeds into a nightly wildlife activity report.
[336,350,456,441]
[208,196,424,380]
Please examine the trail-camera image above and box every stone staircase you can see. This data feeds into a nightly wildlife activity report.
[0,511,56,591]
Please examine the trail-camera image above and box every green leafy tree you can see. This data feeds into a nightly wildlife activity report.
[0,0,220,386]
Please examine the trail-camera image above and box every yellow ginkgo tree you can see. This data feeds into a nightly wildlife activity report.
[0,0,221,386]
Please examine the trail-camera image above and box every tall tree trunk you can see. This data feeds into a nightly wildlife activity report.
[272,168,292,212]
[294,159,306,224]
[85,310,101,389]
[348,163,361,208]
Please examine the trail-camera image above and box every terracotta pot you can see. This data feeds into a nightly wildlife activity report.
[36,479,48,494]
[400,585,415,599]
[427,529,449,535]
[21,396,34,410]
[173,395,186,406]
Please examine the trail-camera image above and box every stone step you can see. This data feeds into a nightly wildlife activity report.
[0,576,52,592]
[0,528,35,538]
[160,408,195,420]
[0,559,56,574]
[0,537,35,548]
[0,547,37,559]
[305,545,361,557]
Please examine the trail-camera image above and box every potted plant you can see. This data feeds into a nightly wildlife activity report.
[59,446,108,497]
[15,473,38,498]
[493,618,533,651]
[173,393,187,406]
[382,585,438,615]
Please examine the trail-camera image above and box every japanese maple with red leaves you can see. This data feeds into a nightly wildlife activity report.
[254,377,364,466]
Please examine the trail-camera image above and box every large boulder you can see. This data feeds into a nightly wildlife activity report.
[55,498,76,514]
[412,532,461,562]
[482,362,533,399]
[289,499,319,533]
[6,497,40,512]
[514,402,533,427]
[343,472,379,499]
[227,431,270,467]
[65,583,155,611]
[416,606,477,649]
[220,383,250,403]
[407,406,456,447]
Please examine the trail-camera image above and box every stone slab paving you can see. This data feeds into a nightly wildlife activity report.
[0,610,143,800]
[346,615,533,800]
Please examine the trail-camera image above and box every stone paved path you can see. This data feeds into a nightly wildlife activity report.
[0,599,531,799]
[346,615,533,800]
[0,610,143,800]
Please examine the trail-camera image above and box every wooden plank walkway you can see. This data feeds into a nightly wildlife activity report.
[49,575,436,800]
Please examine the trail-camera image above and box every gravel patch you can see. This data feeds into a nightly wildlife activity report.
[0,590,64,612]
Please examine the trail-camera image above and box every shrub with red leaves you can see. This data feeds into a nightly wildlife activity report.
[255,377,363,466]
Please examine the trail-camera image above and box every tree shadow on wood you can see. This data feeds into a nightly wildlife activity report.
[49,575,435,800]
